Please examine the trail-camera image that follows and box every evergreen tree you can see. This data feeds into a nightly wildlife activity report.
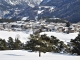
[7,37,14,50]
[25,33,67,57]
[25,33,53,57]
[14,38,23,50]
[50,36,68,53]
[50,36,60,52]
[0,39,7,50]
[70,32,80,55]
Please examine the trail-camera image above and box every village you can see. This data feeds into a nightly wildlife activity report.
[0,18,80,34]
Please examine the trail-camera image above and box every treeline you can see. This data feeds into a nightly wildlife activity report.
[0,37,24,50]
[45,18,68,23]
[0,19,20,23]
[0,33,80,55]
[38,17,68,23]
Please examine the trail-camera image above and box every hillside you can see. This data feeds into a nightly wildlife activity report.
[0,0,80,23]
[40,0,80,23]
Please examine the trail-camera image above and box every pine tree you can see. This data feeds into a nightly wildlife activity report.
[25,33,68,57]
[25,33,53,57]
[50,36,68,53]
[0,39,7,50]
[7,37,14,50]
[70,32,80,55]
[14,38,23,50]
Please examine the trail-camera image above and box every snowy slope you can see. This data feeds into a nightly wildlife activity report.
[0,31,31,43]
[0,31,78,43]
[0,50,80,60]
[40,32,78,43]
[4,0,43,7]
[4,0,43,5]
[0,0,43,19]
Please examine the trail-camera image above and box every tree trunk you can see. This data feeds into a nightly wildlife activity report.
[39,51,41,57]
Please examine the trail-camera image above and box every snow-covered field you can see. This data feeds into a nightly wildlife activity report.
[0,31,80,60]
[0,31,78,43]
[41,32,78,43]
[0,50,80,60]
[0,31,31,43]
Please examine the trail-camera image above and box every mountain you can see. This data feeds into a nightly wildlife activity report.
[1,0,43,7]
[0,0,43,20]
[0,0,80,23]
[40,0,80,23]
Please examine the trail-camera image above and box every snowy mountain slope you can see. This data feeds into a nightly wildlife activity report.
[0,0,80,23]
[0,0,43,19]
[40,0,80,23]
[4,0,43,7]
[0,50,79,60]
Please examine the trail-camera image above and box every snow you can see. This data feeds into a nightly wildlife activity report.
[38,10,44,14]
[0,31,78,44]
[8,0,14,5]
[5,0,43,6]
[46,0,51,2]
[40,32,78,43]
[0,31,79,60]
[0,50,79,60]
[21,17,28,20]
[28,3,35,8]
[0,31,30,43]
[49,7,54,12]
[3,11,9,15]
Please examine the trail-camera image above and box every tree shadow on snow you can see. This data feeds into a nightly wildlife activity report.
[4,54,25,56]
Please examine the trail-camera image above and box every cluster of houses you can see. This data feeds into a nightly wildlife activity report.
[0,19,80,34]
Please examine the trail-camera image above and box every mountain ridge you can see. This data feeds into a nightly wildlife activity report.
[0,0,80,23]
[40,0,80,23]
